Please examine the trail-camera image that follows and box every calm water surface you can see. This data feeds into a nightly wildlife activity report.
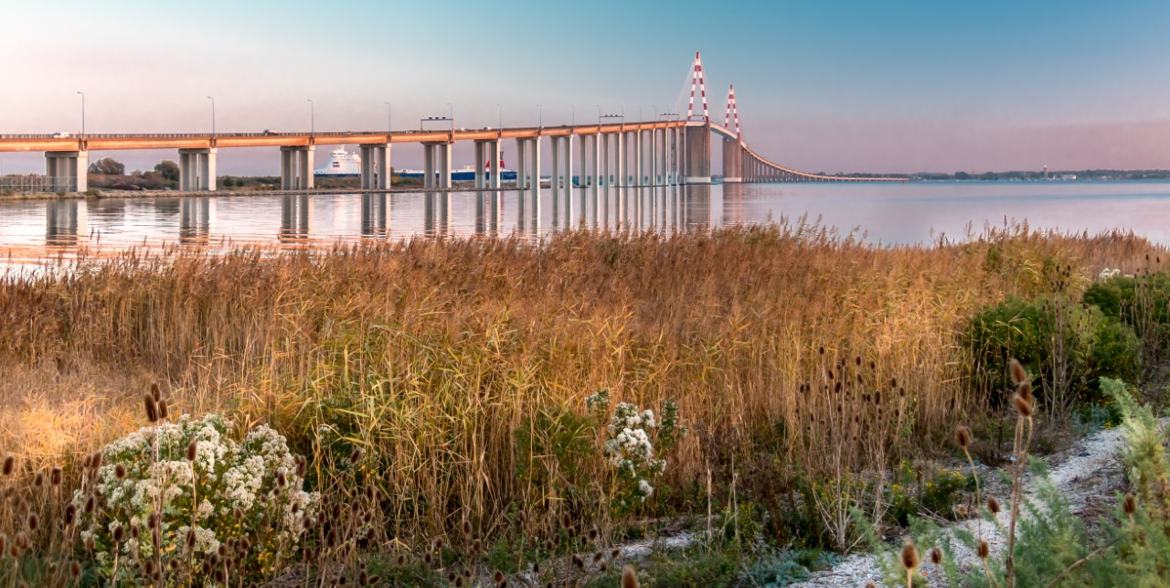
[3,181,1170,264]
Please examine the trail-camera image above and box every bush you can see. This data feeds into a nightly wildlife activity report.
[74,414,318,585]
[1084,273,1170,361]
[965,296,1140,411]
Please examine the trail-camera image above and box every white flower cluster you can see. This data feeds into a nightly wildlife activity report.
[75,414,319,583]
[1099,267,1122,280]
[602,402,666,502]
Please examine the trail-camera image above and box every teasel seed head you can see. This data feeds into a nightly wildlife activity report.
[187,441,197,462]
[1017,380,1034,403]
[1009,358,1028,386]
[1013,393,1034,417]
[1124,493,1137,516]
[572,554,584,569]
[930,547,942,565]
[621,565,640,588]
[151,383,161,403]
[955,425,972,450]
[977,539,990,559]
[988,496,1001,514]
[25,513,38,532]
[114,464,126,479]
[2,455,14,476]
[494,571,505,584]
[157,400,168,420]
[33,472,43,487]
[50,467,62,487]
[900,541,920,571]
[112,524,124,543]
[143,393,159,423]
[64,503,76,527]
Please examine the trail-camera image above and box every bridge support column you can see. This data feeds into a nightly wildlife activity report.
[722,139,742,183]
[359,144,391,190]
[614,132,625,187]
[683,124,711,184]
[634,131,643,186]
[600,132,610,187]
[423,142,452,189]
[45,150,88,193]
[590,133,600,199]
[280,146,314,190]
[515,138,527,189]
[179,148,216,192]
[486,140,501,189]
[473,141,488,189]
[649,129,658,184]
[657,128,667,185]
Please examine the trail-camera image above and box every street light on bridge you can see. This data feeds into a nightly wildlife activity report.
[76,91,85,136]
[306,99,314,136]
[206,96,216,137]
[593,105,601,124]
[537,104,542,128]
[495,104,502,129]
[384,101,392,133]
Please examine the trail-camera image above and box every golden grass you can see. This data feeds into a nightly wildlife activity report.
[0,224,1164,550]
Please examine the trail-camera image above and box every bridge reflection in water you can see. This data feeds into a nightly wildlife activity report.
[27,185,715,259]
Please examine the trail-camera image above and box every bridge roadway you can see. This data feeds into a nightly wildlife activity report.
[0,120,902,194]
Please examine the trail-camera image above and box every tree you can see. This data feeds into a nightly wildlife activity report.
[88,157,125,176]
[154,160,180,183]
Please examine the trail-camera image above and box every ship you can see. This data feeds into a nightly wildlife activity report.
[397,149,517,182]
[315,147,362,176]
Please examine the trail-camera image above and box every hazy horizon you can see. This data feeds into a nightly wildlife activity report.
[4,0,1170,175]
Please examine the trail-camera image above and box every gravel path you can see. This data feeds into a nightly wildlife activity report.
[791,424,1134,587]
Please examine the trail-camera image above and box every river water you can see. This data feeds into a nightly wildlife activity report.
[2,181,1169,263]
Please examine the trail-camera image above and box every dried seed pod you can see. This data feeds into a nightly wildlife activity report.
[955,426,972,450]
[988,496,1001,515]
[977,539,990,559]
[900,541,919,571]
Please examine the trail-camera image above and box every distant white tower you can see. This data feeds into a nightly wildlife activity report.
[1043,165,1049,179]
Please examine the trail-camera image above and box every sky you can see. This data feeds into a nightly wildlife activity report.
[3,0,1170,174]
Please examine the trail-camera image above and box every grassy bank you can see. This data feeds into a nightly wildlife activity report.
[0,225,1165,584]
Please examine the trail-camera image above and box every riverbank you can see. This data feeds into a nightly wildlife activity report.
[1,226,1167,586]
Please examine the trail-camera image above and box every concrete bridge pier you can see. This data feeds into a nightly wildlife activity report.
[423,142,452,189]
[633,131,643,186]
[280,146,314,190]
[659,128,669,184]
[359,144,391,190]
[650,128,659,184]
[722,139,743,183]
[487,140,502,189]
[45,150,88,193]
[683,124,711,184]
[179,148,217,191]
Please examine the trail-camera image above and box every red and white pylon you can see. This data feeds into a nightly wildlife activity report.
[686,51,709,122]
[724,84,741,139]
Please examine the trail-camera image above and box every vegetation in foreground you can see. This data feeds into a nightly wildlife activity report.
[0,225,1167,585]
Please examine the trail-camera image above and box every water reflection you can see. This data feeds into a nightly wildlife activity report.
[13,181,1170,260]
[279,195,310,243]
[46,200,81,248]
[360,193,388,239]
[179,197,211,244]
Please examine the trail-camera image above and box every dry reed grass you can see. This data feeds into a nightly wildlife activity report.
[0,224,1163,555]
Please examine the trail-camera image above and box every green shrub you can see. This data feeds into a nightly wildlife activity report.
[887,462,973,526]
[1084,273,1170,361]
[965,296,1140,410]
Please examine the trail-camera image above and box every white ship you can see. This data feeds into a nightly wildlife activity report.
[315,147,362,176]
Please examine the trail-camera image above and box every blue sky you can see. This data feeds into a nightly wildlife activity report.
[3,0,1170,173]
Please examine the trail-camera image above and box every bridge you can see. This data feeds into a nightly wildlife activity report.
[0,52,902,194]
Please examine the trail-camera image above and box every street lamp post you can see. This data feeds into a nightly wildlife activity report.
[76,91,85,136]
[306,99,314,135]
[594,105,601,124]
[537,104,542,128]
[570,105,575,127]
[495,104,502,129]
[207,96,216,136]
[385,101,392,133]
